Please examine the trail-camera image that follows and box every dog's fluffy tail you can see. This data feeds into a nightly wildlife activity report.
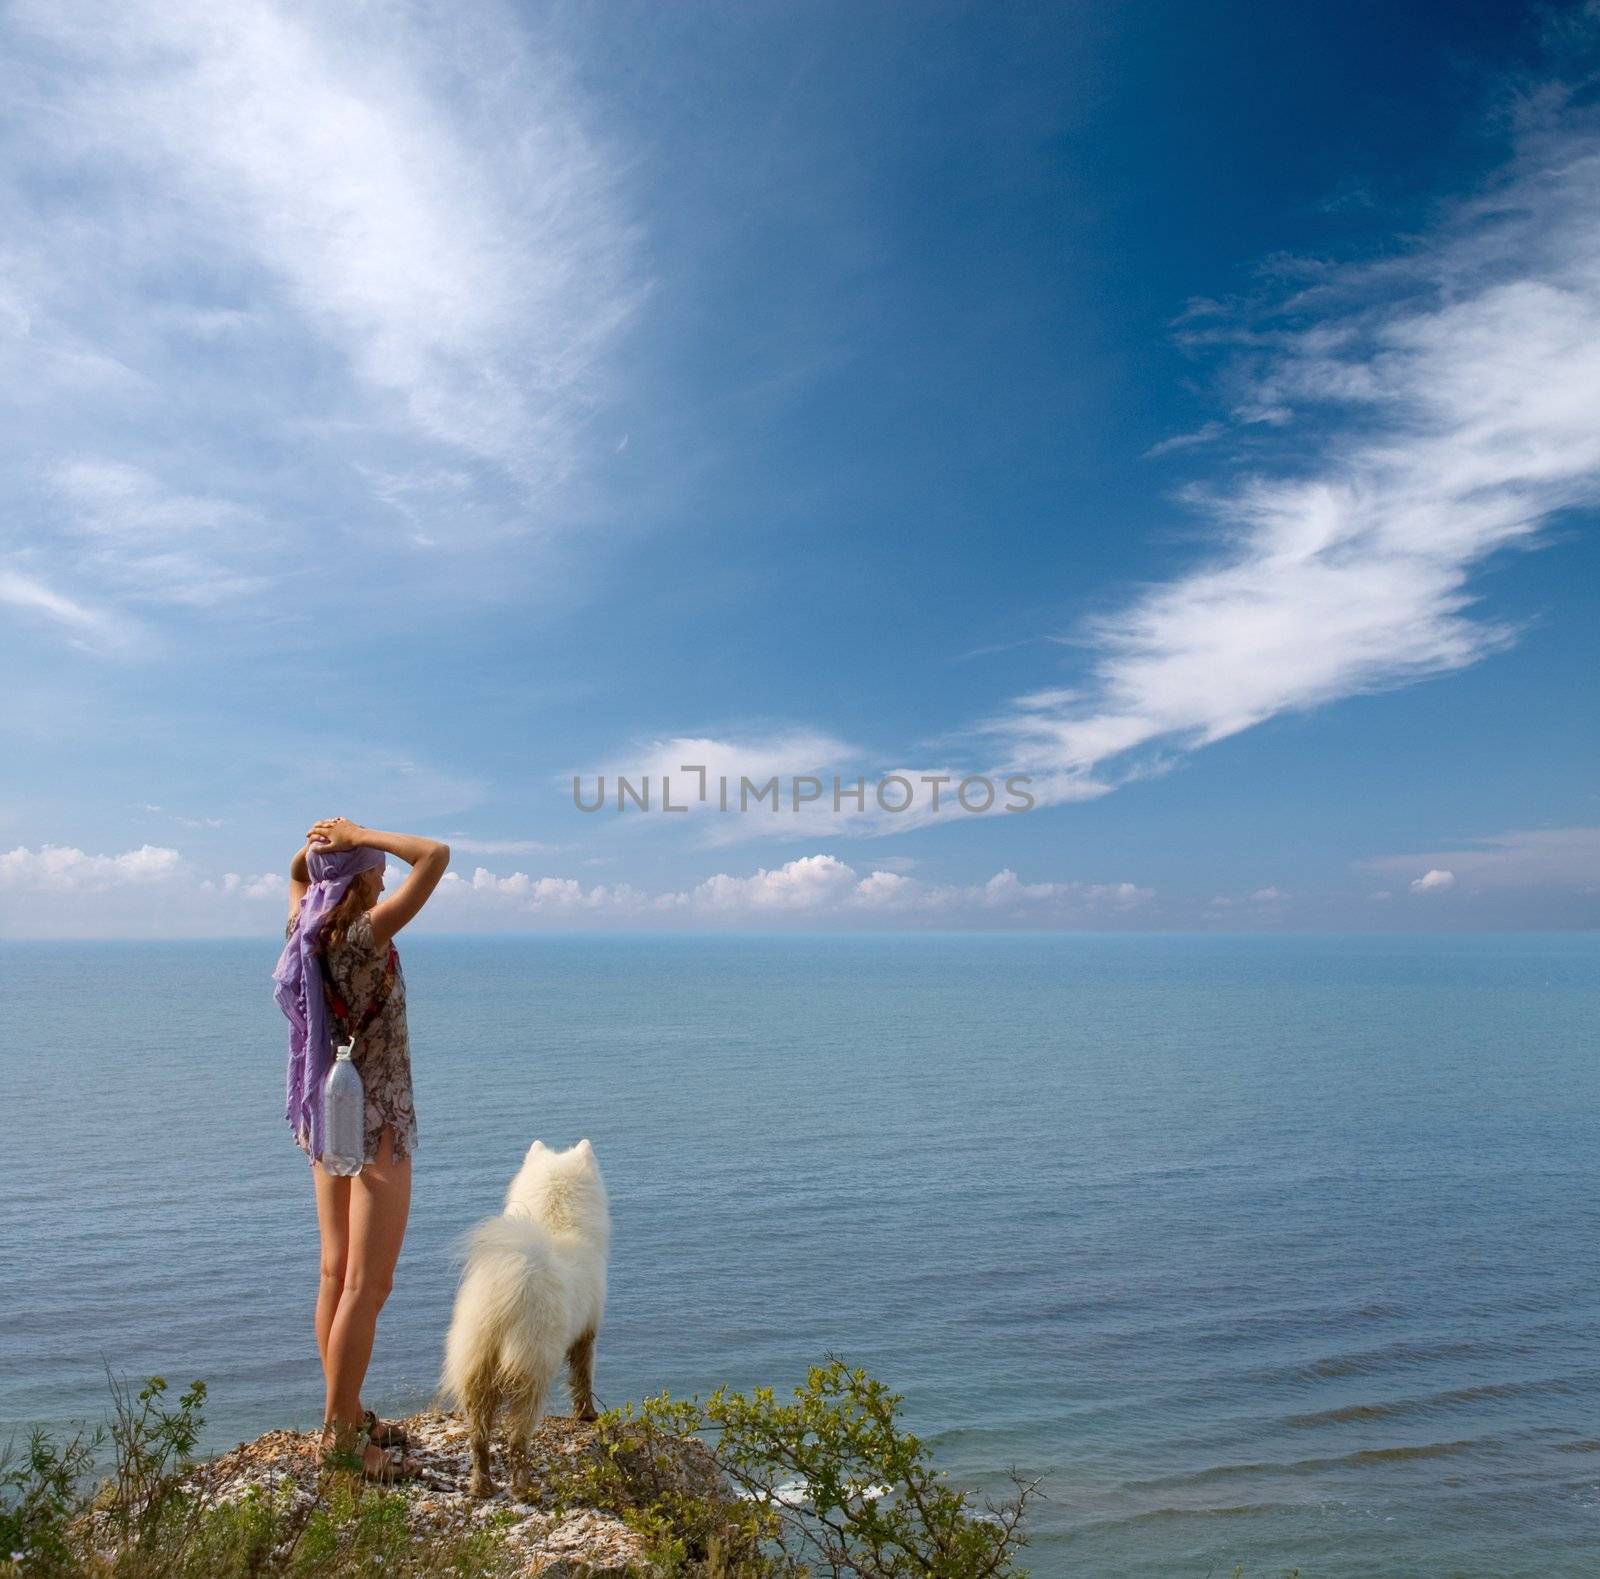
[439,1215,556,1407]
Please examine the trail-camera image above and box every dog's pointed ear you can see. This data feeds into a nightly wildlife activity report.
[527,1139,547,1154]
[576,1138,593,1156]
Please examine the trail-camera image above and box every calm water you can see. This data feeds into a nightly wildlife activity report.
[1,933,1597,1576]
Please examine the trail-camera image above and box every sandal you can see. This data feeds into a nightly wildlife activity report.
[317,1424,366,1475]
[318,1424,417,1482]
[362,1409,410,1449]
[361,1441,419,1483]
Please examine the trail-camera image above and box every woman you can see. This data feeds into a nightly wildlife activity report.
[272,816,449,1479]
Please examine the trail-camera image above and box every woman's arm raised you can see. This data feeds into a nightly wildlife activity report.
[287,843,311,924]
[306,817,450,948]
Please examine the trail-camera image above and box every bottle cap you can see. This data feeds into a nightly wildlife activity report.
[336,1039,355,1059]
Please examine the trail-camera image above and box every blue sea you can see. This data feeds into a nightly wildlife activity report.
[2,933,1597,1576]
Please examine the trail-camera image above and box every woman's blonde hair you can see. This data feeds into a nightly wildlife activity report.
[319,869,378,956]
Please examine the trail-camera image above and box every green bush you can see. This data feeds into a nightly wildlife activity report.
[0,1423,102,1571]
[558,1359,1036,1577]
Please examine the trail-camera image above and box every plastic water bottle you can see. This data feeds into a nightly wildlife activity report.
[322,1040,365,1177]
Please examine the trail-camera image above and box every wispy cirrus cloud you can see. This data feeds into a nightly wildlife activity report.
[620,77,1600,843]
[0,569,118,644]
[444,837,554,857]
[0,0,642,649]
[987,82,1600,805]
[48,459,265,607]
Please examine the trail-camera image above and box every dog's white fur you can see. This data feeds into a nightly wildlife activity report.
[440,1138,610,1497]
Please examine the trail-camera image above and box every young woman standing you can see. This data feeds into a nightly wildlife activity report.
[272,817,449,1479]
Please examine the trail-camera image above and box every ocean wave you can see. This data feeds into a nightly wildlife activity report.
[731,1477,891,1510]
[1068,1500,1311,1535]
[1297,1335,1529,1380]
[1122,1437,1485,1492]
[1283,1374,1587,1427]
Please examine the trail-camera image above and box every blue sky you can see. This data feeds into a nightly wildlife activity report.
[1,0,1597,935]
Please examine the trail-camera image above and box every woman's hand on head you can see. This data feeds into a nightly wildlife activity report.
[307,816,364,852]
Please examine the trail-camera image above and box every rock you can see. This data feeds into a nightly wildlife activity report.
[519,1509,647,1575]
[178,1411,672,1575]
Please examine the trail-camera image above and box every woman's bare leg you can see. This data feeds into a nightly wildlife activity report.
[323,1127,412,1438]
[311,1162,387,1429]
[312,1163,351,1377]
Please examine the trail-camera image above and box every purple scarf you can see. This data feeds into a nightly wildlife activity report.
[272,844,386,1159]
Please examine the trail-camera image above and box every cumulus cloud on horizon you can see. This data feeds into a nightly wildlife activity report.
[0,842,1153,935]
[433,852,1154,924]
[1410,868,1457,894]
[0,842,186,890]
[1367,826,1600,892]
[8,824,1597,935]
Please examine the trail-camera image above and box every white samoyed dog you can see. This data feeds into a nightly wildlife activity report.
[440,1138,610,1498]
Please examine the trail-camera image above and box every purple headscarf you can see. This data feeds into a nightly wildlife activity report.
[272,843,387,1160]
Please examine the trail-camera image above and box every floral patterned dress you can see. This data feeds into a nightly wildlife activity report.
[285,911,418,1166]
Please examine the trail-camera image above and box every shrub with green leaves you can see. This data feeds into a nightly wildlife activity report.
[0,1423,102,1571]
[563,1359,1035,1578]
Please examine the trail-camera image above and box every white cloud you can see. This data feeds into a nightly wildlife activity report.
[0,842,297,935]
[8,830,1593,936]
[599,732,858,802]
[1410,868,1457,894]
[637,94,1600,834]
[977,870,1149,909]
[1142,420,1226,458]
[445,838,552,856]
[849,869,923,909]
[0,569,115,640]
[220,871,279,900]
[584,731,874,844]
[1369,827,1600,892]
[9,0,639,481]
[449,868,666,914]
[585,731,1073,844]
[138,802,225,830]
[693,853,861,912]
[1203,884,1288,921]
[432,853,1153,927]
[0,0,643,649]
[47,459,264,607]
[987,88,1600,804]
[0,843,183,890]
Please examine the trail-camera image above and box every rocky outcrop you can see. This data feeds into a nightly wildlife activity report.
[183,1410,723,1577]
